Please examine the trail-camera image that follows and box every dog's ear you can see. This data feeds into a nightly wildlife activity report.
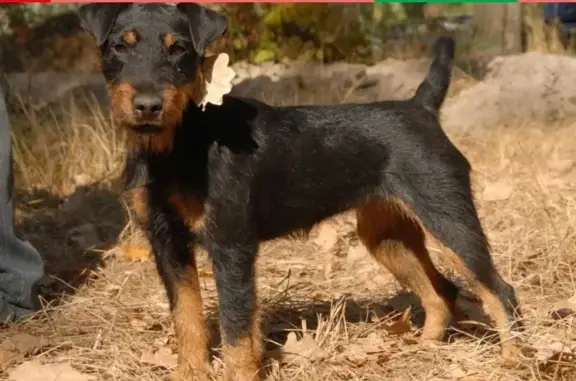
[176,3,228,54]
[78,3,130,46]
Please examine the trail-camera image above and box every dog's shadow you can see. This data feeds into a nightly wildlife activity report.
[203,289,497,372]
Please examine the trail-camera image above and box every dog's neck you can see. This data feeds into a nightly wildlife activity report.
[122,95,260,192]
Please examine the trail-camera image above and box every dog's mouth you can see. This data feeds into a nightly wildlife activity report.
[131,124,163,134]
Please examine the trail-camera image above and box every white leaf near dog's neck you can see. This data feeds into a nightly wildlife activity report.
[196,53,236,111]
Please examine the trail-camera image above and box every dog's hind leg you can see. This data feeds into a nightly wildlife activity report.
[356,198,458,342]
[391,174,523,359]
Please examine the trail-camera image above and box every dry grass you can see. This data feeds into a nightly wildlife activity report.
[1,74,575,381]
[10,92,125,196]
[523,6,571,55]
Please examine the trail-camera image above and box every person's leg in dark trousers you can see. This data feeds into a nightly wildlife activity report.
[0,81,44,322]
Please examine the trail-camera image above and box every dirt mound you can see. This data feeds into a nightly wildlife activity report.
[231,57,472,106]
[442,52,576,134]
[231,52,576,135]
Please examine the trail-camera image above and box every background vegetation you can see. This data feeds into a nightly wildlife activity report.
[0,3,563,74]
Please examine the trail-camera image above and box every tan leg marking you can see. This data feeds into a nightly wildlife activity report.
[122,30,137,45]
[164,32,177,48]
[222,334,261,381]
[220,285,262,381]
[427,234,520,359]
[169,193,206,233]
[169,193,210,380]
[356,197,455,341]
[127,187,148,225]
[172,264,210,380]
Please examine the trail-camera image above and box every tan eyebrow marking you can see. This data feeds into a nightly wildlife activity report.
[164,32,177,48]
[122,30,137,45]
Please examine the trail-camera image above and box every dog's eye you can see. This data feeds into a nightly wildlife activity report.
[169,45,186,56]
[113,44,128,54]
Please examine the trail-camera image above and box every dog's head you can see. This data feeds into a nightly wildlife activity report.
[78,3,228,152]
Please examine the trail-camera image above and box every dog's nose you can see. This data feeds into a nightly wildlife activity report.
[133,93,163,119]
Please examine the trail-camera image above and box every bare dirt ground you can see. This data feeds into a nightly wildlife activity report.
[1,67,576,381]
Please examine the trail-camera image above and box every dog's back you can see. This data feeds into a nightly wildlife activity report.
[194,37,463,239]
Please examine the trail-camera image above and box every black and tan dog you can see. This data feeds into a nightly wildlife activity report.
[78,3,523,381]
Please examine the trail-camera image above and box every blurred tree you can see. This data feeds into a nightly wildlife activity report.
[403,4,425,21]
[472,4,522,54]
[1,3,477,71]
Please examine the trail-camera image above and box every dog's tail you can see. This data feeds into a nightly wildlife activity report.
[412,36,455,113]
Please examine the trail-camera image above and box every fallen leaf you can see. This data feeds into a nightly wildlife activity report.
[549,342,574,354]
[8,360,95,381]
[448,364,468,379]
[0,349,19,370]
[533,340,576,373]
[340,343,368,364]
[482,180,513,202]
[280,332,327,364]
[130,318,149,331]
[383,308,413,335]
[313,222,339,253]
[140,346,178,369]
[0,333,48,355]
[550,295,576,320]
[121,243,151,262]
[322,255,340,280]
[0,333,48,371]
[339,334,389,365]
[538,351,576,373]
[346,244,367,264]
[153,337,169,348]
[356,333,387,351]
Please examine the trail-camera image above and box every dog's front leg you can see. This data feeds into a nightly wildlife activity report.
[208,239,262,381]
[146,202,210,381]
